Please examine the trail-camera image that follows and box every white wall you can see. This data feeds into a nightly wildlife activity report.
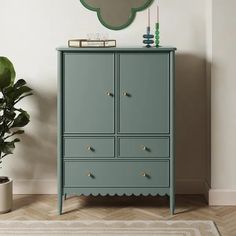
[0,0,207,194]
[209,0,236,205]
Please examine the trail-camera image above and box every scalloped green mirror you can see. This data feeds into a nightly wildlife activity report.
[80,0,154,30]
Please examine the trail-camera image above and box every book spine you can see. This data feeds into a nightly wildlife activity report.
[68,41,81,47]
[104,41,116,47]
[81,41,105,47]
[68,40,116,48]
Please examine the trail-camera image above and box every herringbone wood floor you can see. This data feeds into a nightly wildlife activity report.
[0,195,235,236]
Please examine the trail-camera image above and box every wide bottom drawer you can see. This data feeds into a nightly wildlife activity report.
[64,161,169,188]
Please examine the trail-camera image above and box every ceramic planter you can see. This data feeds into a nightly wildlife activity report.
[0,178,12,213]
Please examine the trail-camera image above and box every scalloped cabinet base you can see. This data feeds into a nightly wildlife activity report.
[0,179,12,214]
[57,47,176,215]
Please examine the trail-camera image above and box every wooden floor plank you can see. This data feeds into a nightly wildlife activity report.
[0,195,235,236]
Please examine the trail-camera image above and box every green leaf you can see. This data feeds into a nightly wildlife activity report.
[0,69,11,89]
[14,86,32,100]
[14,79,26,88]
[3,85,32,101]
[2,141,15,155]
[0,57,15,87]
[0,98,5,104]
[4,86,15,96]
[13,108,24,112]
[4,110,16,121]
[3,130,24,140]
[13,130,24,135]
[0,137,4,144]
[0,116,3,125]
[0,138,20,155]
[14,92,33,105]
[11,111,30,128]
[13,138,20,142]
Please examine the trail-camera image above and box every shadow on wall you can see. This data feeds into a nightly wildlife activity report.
[175,53,210,191]
[12,86,57,192]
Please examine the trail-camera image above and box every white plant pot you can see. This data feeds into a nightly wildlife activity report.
[0,178,12,214]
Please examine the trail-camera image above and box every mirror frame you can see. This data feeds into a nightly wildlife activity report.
[80,0,154,30]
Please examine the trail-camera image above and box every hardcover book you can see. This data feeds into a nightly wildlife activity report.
[68,39,116,48]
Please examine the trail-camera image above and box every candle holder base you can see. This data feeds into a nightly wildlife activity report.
[143,26,154,48]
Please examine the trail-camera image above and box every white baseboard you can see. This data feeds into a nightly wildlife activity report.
[13,180,57,194]
[13,179,207,195]
[209,189,236,206]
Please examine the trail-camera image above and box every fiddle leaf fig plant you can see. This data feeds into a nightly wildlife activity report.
[0,57,33,166]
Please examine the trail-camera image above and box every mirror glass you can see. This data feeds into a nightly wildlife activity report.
[81,0,154,30]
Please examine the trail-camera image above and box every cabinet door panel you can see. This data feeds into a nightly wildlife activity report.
[119,53,169,133]
[64,53,114,133]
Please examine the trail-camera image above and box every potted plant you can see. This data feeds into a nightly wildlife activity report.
[0,57,32,213]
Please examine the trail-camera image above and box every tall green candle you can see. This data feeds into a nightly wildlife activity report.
[155,4,160,47]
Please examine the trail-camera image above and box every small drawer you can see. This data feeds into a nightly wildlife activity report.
[118,137,169,158]
[64,161,169,187]
[64,138,114,158]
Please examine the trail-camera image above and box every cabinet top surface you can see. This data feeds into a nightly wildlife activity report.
[57,47,176,52]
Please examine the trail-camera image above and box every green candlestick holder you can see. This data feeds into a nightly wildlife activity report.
[155,23,160,47]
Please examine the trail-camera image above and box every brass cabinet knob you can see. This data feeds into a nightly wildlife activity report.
[106,92,113,96]
[140,145,147,151]
[140,172,147,177]
[87,172,92,177]
[123,92,129,96]
[86,145,93,151]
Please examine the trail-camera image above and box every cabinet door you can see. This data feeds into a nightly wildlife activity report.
[119,53,169,133]
[64,53,114,133]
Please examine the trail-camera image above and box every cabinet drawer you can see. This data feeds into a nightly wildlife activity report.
[64,138,114,158]
[64,161,169,187]
[118,138,169,158]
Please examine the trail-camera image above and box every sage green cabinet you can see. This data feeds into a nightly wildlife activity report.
[57,47,176,215]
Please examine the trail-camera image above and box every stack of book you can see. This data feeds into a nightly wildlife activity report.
[68,39,116,48]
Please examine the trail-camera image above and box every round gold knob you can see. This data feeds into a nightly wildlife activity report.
[87,172,92,177]
[87,146,93,151]
[123,92,128,96]
[106,92,113,96]
[141,145,147,151]
[140,172,147,177]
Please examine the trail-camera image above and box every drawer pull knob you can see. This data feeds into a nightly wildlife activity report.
[87,172,92,177]
[140,172,150,178]
[140,145,149,151]
[140,172,147,177]
[141,145,147,151]
[123,92,130,97]
[86,146,94,152]
[106,92,113,97]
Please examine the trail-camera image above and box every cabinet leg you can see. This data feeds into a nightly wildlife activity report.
[64,194,67,201]
[170,194,175,215]
[58,194,63,215]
